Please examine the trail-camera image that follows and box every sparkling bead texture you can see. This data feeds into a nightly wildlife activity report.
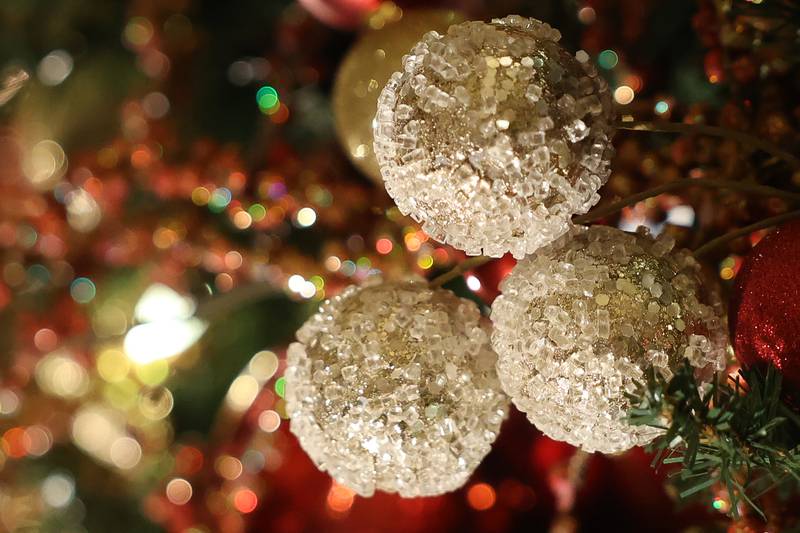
[286,279,509,497]
[491,226,727,454]
[374,16,615,258]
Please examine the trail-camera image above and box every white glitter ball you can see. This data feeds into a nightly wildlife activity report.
[374,16,615,259]
[491,226,728,454]
[285,279,509,497]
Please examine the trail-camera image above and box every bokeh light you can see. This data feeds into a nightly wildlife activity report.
[467,483,496,511]
[233,488,258,513]
[614,85,635,105]
[38,50,74,86]
[166,478,193,505]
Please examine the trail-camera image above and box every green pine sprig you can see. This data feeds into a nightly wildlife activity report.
[628,360,800,519]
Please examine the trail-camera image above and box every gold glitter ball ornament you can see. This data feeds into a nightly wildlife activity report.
[374,16,615,258]
[333,9,464,183]
[285,279,509,497]
[491,226,727,454]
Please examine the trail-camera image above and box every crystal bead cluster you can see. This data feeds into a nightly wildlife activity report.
[491,226,727,454]
[285,279,509,497]
[374,16,614,258]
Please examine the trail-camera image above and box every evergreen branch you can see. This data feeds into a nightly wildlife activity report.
[628,361,800,518]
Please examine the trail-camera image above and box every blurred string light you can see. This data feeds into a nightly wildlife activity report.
[577,6,596,24]
[226,350,280,413]
[719,255,741,281]
[166,478,193,505]
[65,188,102,233]
[228,57,271,86]
[23,140,67,190]
[467,482,496,511]
[666,205,695,227]
[375,237,393,255]
[123,283,206,364]
[37,50,73,86]
[258,410,281,432]
[0,389,21,416]
[287,274,318,299]
[325,256,341,271]
[274,376,285,398]
[41,473,76,508]
[142,92,170,119]
[34,349,90,399]
[134,283,195,322]
[295,206,316,227]
[138,387,174,420]
[597,49,618,70]
[123,16,154,48]
[712,495,731,513]
[2,425,53,459]
[256,85,280,113]
[208,187,232,212]
[216,455,243,480]
[233,488,259,513]
[326,482,355,515]
[466,275,482,292]
[614,85,635,105]
[417,254,433,269]
[70,277,96,304]
[71,404,142,470]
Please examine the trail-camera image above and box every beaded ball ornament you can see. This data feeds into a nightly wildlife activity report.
[491,226,727,454]
[285,279,509,497]
[374,16,615,258]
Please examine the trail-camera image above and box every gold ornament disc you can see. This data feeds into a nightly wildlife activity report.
[332,9,464,184]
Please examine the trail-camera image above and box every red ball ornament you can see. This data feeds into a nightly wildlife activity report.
[467,254,516,303]
[730,220,800,394]
[297,0,380,29]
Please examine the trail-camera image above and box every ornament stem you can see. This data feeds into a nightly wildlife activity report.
[429,256,492,288]
[566,449,591,492]
[693,209,800,257]
[617,119,800,169]
[574,178,800,224]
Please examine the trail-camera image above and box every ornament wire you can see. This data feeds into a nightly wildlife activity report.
[573,178,800,224]
[693,209,800,257]
[434,181,799,288]
[429,255,492,288]
[617,119,800,170]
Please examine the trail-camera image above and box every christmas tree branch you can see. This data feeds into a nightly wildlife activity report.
[617,119,800,170]
[693,209,800,257]
[429,255,492,287]
[628,361,800,518]
[573,179,800,224]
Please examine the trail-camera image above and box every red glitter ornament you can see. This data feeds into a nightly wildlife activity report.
[468,254,516,303]
[297,0,380,29]
[729,220,800,394]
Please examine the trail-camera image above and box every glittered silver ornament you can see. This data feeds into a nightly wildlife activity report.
[285,279,509,497]
[374,15,614,259]
[491,226,727,454]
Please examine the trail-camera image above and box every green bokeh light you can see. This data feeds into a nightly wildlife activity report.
[598,49,619,69]
[256,86,279,111]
